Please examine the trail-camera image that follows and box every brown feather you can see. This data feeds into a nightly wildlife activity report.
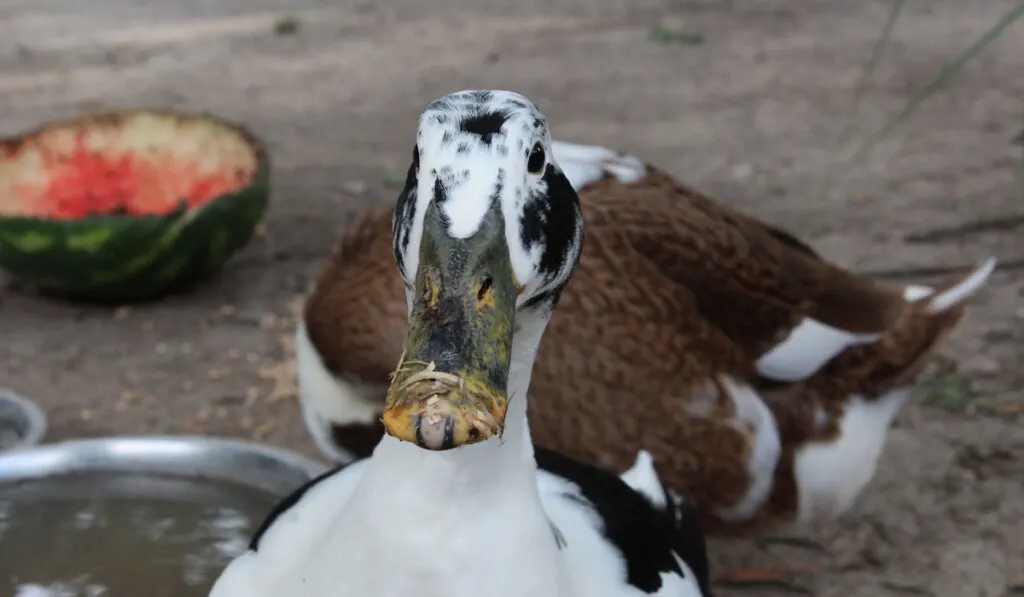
[303,166,982,535]
[303,203,406,384]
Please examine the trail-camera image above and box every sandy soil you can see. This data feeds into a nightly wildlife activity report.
[1,0,1023,595]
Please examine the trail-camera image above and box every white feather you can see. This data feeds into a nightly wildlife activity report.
[755,318,881,382]
[902,284,933,301]
[550,141,647,189]
[296,323,383,463]
[713,376,782,521]
[214,448,703,597]
[757,257,997,382]
[619,450,668,509]
[926,257,996,313]
[793,389,909,523]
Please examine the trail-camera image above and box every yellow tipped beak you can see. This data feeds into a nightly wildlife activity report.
[382,359,508,449]
[381,200,516,450]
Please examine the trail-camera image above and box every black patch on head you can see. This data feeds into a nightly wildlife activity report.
[518,164,582,286]
[520,283,564,312]
[459,110,510,145]
[432,177,449,204]
[490,168,506,204]
[431,179,453,232]
[392,154,420,278]
[435,165,462,192]
[535,447,712,595]
[249,461,354,551]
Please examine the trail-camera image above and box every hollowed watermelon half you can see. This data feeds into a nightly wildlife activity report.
[0,110,269,302]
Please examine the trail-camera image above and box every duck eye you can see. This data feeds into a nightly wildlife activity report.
[527,142,545,174]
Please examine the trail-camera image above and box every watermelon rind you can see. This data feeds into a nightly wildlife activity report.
[0,110,270,303]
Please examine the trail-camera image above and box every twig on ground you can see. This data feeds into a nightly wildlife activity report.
[904,214,1024,243]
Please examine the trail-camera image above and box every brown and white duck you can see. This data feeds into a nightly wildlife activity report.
[297,136,995,543]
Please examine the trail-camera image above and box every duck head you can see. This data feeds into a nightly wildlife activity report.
[382,90,584,451]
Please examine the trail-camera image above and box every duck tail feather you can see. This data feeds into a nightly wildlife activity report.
[923,257,997,314]
[806,257,996,396]
[551,140,646,190]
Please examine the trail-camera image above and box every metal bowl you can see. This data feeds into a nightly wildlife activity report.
[0,435,327,492]
[0,388,48,453]
[0,436,328,597]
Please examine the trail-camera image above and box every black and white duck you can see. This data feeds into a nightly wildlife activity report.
[208,89,712,597]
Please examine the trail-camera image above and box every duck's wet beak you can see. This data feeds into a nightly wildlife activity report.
[382,201,516,450]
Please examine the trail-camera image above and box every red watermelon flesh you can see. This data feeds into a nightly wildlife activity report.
[1,114,259,220]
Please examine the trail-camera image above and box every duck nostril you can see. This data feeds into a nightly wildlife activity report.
[477,274,494,302]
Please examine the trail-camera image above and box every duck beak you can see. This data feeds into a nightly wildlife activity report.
[382,201,516,450]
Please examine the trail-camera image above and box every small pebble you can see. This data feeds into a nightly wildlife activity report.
[207,367,231,380]
[342,181,368,196]
[731,163,753,180]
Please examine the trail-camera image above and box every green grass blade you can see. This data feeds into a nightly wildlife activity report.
[823,2,1024,199]
[836,0,907,148]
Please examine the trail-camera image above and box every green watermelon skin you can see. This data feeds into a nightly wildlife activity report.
[0,152,270,304]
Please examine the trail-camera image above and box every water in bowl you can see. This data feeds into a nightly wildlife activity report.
[0,472,278,597]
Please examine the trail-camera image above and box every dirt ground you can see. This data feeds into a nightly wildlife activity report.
[1,0,1023,595]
